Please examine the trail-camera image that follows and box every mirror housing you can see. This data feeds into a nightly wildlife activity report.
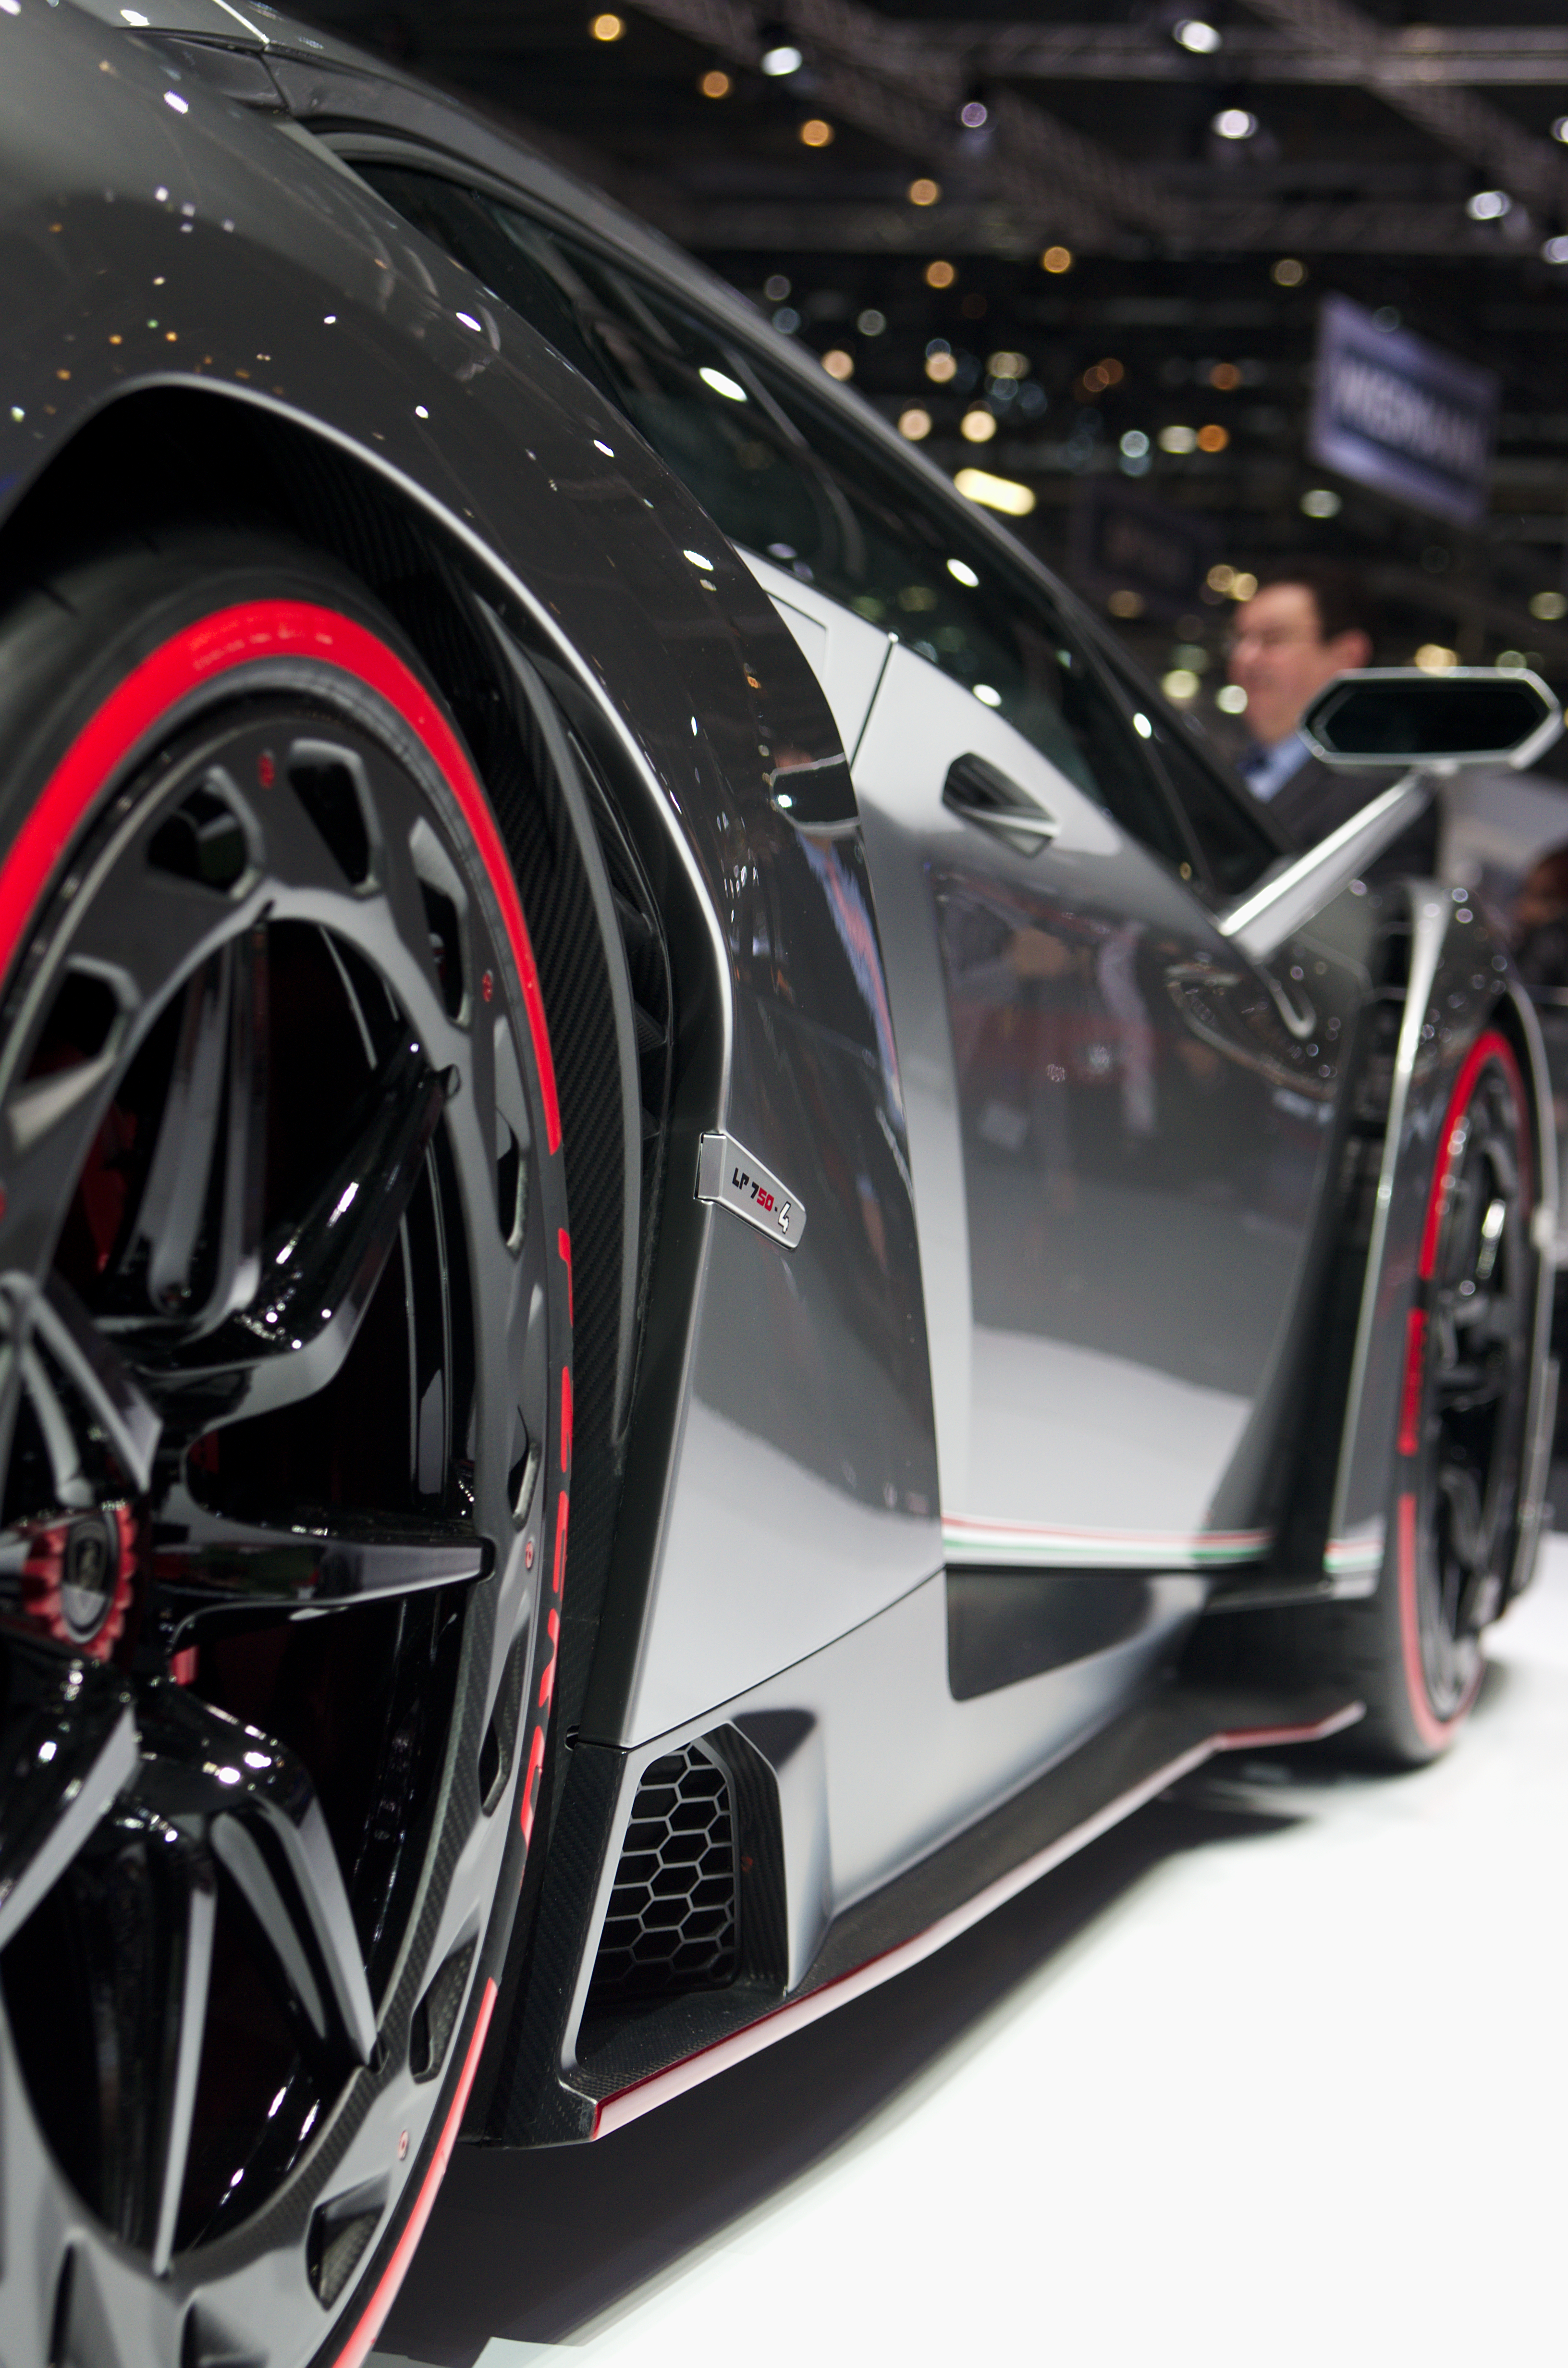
[1300,666,1563,772]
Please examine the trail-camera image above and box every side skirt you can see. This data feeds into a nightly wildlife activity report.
[590,1677,1361,2139]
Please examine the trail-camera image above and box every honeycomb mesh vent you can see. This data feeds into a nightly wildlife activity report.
[587,1740,739,2006]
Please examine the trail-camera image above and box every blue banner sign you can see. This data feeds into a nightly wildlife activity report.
[1310,294,1498,528]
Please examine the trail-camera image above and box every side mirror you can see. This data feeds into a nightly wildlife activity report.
[1301,666,1563,772]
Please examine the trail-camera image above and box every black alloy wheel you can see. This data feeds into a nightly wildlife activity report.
[0,537,569,2368]
[1320,1027,1540,1768]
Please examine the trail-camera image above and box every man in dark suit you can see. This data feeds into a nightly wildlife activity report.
[1228,559,1436,868]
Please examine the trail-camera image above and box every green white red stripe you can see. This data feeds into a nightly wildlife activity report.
[942,1517,1271,1569]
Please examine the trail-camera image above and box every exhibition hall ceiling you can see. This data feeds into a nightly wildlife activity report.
[296,0,1568,690]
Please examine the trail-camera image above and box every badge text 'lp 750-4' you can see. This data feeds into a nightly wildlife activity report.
[696,1132,806,1250]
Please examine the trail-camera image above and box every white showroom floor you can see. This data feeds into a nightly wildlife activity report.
[374,1534,1568,2368]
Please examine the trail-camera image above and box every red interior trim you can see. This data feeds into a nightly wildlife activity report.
[2,601,561,1154]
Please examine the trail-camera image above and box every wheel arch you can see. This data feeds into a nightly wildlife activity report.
[0,374,703,1893]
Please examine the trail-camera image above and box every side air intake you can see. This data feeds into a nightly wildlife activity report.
[586,1739,740,2007]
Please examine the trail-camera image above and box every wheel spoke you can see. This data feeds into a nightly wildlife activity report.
[135,1683,377,2067]
[0,1633,137,1951]
[144,1816,217,2275]
[115,934,268,1335]
[32,1275,162,1492]
[151,1493,488,1626]
[136,1036,446,1431]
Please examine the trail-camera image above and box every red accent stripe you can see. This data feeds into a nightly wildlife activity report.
[560,1365,573,1472]
[520,1721,546,1843]
[330,1976,497,2368]
[590,1699,1365,2140]
[539,1606,560,1710]
[1397,1307,1427,1457]
[557,1227,574,1326]
[1,601,561,1154]
[1418,1029,1528,1282]
[551,1488,569,1599]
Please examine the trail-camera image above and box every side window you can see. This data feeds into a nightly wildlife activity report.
[1089,634,1284,896]
[744,364,1195,875]
[356,161,1194,876]
[355,163,837,563]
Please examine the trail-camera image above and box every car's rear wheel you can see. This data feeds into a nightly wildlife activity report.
[1334,1029,1536,1765]
[0,536,568,2368]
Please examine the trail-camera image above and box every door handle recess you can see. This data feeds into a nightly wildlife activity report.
[942,752,1058,852]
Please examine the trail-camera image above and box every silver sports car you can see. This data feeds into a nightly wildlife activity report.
[0,9,1556,2367]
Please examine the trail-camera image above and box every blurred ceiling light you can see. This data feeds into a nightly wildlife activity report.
[954,466,1037,516]
[1554,117,1568,142]
[764,273,791,301]
[1497,649,1527,671]
[1415,643,1458,672]
[925,349,958,382]
[1040,245,1073,274]
[959,98,989,129]
[908,177,941,207]
[760,41,804,75]
[1160,424,1197,453]
[1174,19,1222,53]
[1530,590,1567,620]
[1301,487,1342,517]
[1207,564,1236,592]
[925,259,956,289]
[1107,589,1144,618]
[1212,108,1257,140]
[947,557,980,587]
[799,117,834,146]
[699,67,731,97]
[1229,571,1257,600]
[1216,683,1249,713]
[1119,429,1150,458]
[1272,256,1306,286]
[1162,668,1200,701]
[898,407,932,440]
[973,684,1003,707]
[987,351,1028,379]
[589,12,625,40]
[960,409,998,442]
[1467,188,1511,220]
[821,347,854,379]
[1196,423,1229,451]
[858,308,887,335]
[1543,235,1568,264]
[1209,361,1241,390]
[698,366,747,401]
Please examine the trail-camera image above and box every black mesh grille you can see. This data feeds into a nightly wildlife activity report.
[587,1741,739,2006]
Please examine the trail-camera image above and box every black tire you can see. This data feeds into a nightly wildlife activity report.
[1316,1029,1537,1767]
[0,531,570,2368]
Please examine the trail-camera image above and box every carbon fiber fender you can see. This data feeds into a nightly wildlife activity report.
[1325,882,1557,1597]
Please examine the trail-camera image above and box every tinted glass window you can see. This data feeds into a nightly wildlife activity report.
[359,163,1193,873]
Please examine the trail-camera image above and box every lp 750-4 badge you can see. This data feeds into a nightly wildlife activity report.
[696,1133,806,1251]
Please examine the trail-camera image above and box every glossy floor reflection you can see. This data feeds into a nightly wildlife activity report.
[375,1535,1568,2368]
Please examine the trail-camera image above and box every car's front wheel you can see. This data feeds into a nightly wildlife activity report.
[0,533,568,2368]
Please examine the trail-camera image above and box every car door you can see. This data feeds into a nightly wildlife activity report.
[850,637,1350,1568]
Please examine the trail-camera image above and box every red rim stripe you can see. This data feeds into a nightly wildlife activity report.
[331,1976,498,2368]
[1417,1028,1528,1282]
[1,601,562,1155]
